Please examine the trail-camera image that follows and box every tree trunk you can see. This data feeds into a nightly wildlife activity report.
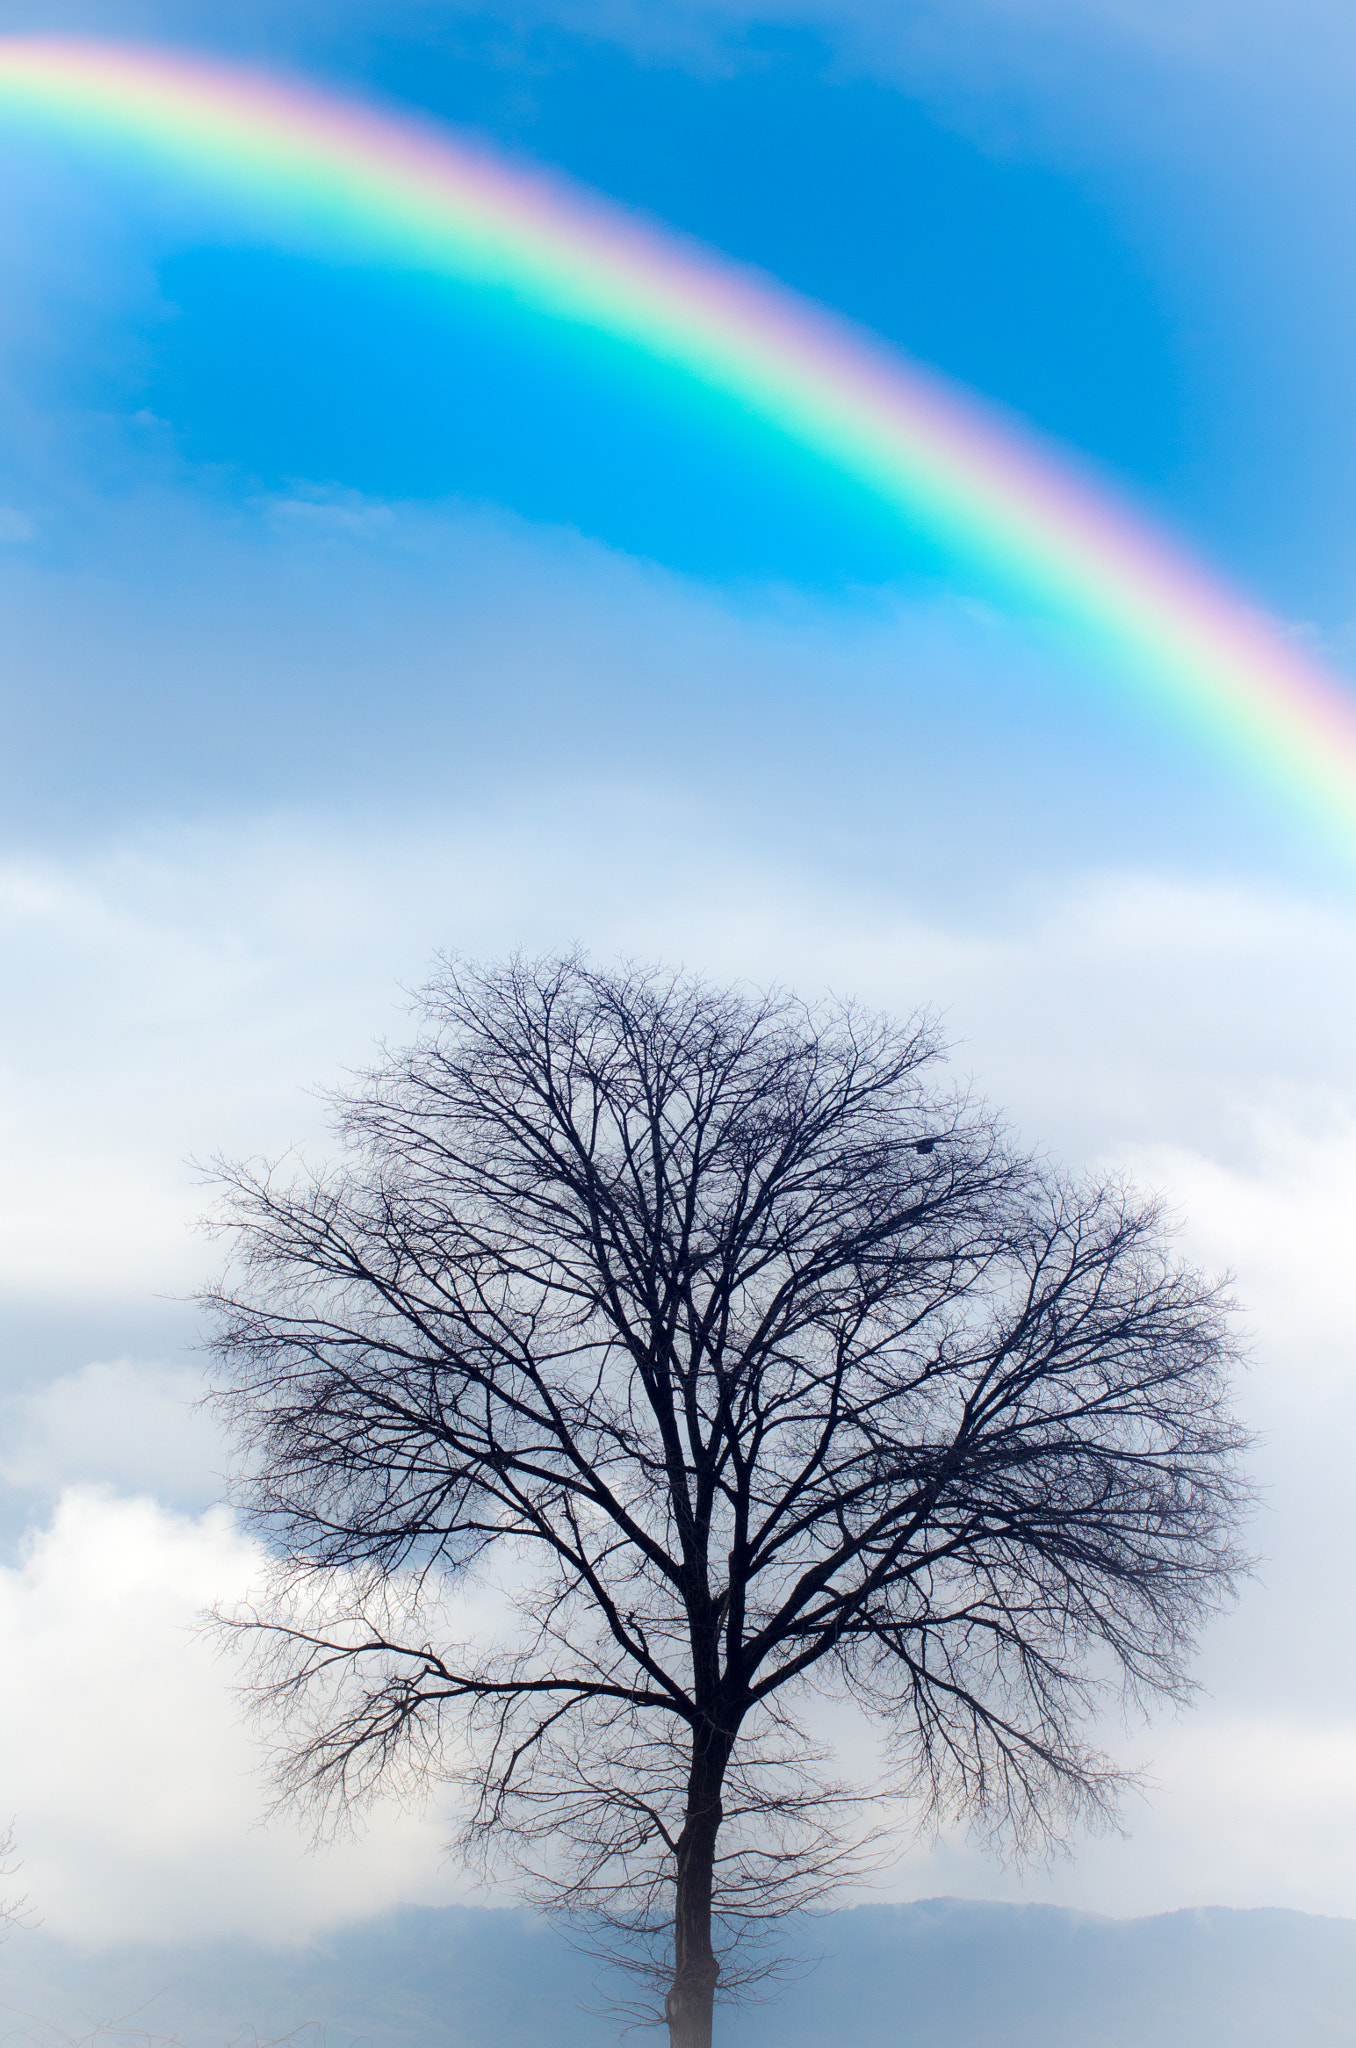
[665,1734,726,2048]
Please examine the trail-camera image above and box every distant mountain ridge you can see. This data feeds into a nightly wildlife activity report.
[4,1897,1352,2048]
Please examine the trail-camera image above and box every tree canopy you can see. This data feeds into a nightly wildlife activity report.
[205,955,1250,2048]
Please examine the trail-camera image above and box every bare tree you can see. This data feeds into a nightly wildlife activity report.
[204,955,1250,2048]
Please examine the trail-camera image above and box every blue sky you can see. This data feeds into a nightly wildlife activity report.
[2,0,1356,1967]
[1,0,1353,873]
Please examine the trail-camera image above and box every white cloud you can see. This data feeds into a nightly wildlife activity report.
[1,813,1353,1299]
[4,1482,1351,1946]
[1121,1116,1356,1398]
[0,814,1354,1934]
[0,1488,466,1945]
[866,1708,1356,1919]
[1109,1713,1356,1913]
[0,1359,225,1506]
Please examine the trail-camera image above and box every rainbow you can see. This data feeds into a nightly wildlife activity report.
[2,33,1355,837]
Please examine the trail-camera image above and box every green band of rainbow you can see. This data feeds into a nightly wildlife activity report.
[2,34,1354,840]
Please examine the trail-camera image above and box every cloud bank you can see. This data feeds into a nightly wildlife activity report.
[0,810,1353,1938]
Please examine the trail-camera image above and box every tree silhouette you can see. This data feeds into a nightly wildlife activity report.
[205,956,1250,2048]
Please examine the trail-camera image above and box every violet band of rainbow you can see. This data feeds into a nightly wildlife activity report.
[3,34,1355,838]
